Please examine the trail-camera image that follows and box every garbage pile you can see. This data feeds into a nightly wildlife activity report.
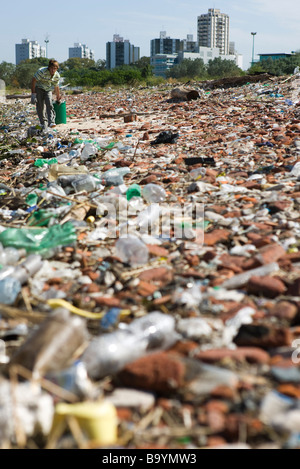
[1,73,300,449]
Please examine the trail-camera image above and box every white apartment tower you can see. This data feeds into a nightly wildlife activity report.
[69,43,95,61]
[197,9,230,55]
[15,39,46,65]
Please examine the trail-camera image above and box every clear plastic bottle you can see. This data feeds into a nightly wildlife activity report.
[221,262,280,290]
[0,254,43,284]
[101,167,130,187]
[0,244,25,266]
[190,168,207,180]
[71,174,97,193]
[80,143,98,162]
[81,312,179,380]
[142,184,166,203]
[7,308,89,379]
[55,153,72,164]
[115,235,149,267]
[0,276,22,305]
[137,203,161,234]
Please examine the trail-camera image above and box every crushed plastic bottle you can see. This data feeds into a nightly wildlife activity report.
[28,209,59,227]
[6,308,89,379]
[80,143,98,162]
[291,162,300,177]
[0,244,26,266]
[115,236,149,267]
[190,168,207,180]
[137,203,161,234]
[71,174,97,193]
[101,167,130,187]
[81,312,179,380]
[0,254,43,283]
[126,184,141,201]
[142,184,167,203]
[221,262,280,290]
[25,193,39,207]
[0,276,22,305]
[45,361,95,399]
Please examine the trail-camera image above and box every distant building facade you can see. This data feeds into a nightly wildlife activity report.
[15,39,46,65]
[178,48,243,70]
[182,34,199,53]
[151,31,181,56]
[259,53,292,62]
[69,43,95,61]
[197,8,230,55]
[151,27,242,77]
[150,54,179,77]
[106,35,140,69]
[150,32,183,77]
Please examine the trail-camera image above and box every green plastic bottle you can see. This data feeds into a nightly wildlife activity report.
[126,184,141,201]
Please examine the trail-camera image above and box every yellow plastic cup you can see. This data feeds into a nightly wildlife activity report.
[53,401,118,446]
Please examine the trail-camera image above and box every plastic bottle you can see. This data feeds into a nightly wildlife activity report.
[45,361,95,399]
[0,254,43,305]
[57,174,84,188]
[68,149,80,159]
[190,168,207,180]
[142,184,166,203]
[0,245,26,266]
[101,167,130,187]
[80,143,98,162]
[71,174,97,193]
[0,254,43,282]
[0,276,22,305]
[28,209,58,227]
[221,262,280,290]
[126,184,141,201]
[115,236,149,267]
[81,312,179,380]
[7,308,89,379]
[25,193,39,207]
[55,153,73,164]
[137,203,161,234]
[291,162,300,177]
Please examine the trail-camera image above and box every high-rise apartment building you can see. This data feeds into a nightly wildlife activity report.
[151,31,181,57]
[106,35,140,69]
[182,34,199,53]
[197,8,229,55]
[15,39,46,65]
[69,43,95,61]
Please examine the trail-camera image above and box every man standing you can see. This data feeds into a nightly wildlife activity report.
[31,59,61,132]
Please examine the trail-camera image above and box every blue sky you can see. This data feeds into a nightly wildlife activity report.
[0,0,300,70]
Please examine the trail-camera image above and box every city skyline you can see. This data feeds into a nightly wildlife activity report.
[0,0,300,70]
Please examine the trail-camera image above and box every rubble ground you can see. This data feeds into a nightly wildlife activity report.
[1,74,300,450]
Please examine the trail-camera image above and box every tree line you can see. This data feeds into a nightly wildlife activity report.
[1,53,300,90]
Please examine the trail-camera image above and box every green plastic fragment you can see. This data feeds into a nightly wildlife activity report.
[0,222,77,254]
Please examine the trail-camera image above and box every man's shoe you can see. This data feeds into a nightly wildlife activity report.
[49,123,56,128]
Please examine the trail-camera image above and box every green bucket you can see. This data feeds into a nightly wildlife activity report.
[53,101,67,124]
